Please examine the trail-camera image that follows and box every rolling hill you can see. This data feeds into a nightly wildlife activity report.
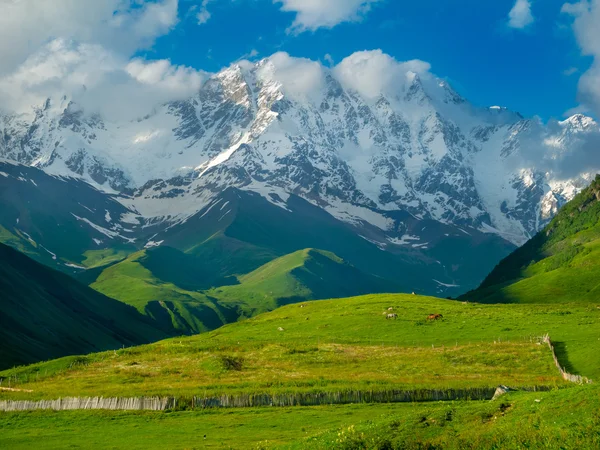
[87,247,401,335]
[209,249,402,315]
[0,243,167,370]
[462,174,600,303]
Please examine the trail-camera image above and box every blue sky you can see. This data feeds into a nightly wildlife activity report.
[0,0,598,122]
[138,0,592,121]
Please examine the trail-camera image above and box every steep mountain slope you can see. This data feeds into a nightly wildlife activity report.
[87,245,402,334]
[462,174,600,303]
[0,243,167,370]
[88,249,239,335]
[144,188,514,296]
[0,159,513,296]
[0,159,138,270]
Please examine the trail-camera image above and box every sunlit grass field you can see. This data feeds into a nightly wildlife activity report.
[2,294,598,401]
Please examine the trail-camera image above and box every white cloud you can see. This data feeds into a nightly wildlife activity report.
[250,50,433,104]
[0,39,206,121]
[0,0,212,120]
[0,0,179,76]
[562,0,600,117]
[256,52,326,100]
[196,0,212,24]
[333,50,431,98]
[508,0,534,29]
[275,0,382,33]
[126,58,205,95]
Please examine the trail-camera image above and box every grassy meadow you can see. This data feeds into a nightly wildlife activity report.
[2,294,598,401]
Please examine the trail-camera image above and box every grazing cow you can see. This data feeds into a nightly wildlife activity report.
[388,307,394,311]
[386,313,398,320]
[427,314,443,321]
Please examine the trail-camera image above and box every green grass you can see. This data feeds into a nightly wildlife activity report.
[209,249,400,316]
[464,174,600,303]
[0,386,598,449]
[0,225,40,260]
[81,249,131,269]
[90,250,233,335]
[286,384,600,450]
[4,293,599,401]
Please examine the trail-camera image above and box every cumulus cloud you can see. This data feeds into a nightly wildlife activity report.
[0,0,179,76]
[508,0,534,29]
[275,0,383,33]
[334,50,431,98]
[0,39,206,121]
[0,0,211,120]
[256,52,326,100]
[562,0,600,117]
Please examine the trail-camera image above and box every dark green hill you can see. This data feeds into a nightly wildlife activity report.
[462,174,600,303]
[0,243,167,370]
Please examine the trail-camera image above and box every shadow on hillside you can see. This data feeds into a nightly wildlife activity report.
[552,341,578,375]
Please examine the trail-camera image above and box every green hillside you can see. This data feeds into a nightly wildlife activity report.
[209,249,401,315]
[89,248,238,336]
[0,243,167,370]
[88,247,399,334]
[3,293,598,401]
[462,174,600,303]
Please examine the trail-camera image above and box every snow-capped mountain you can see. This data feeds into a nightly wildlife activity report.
[0,55,598,296]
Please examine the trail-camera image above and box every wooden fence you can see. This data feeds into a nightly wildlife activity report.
[0,397,175,412]
[192,388,498,408]
[0,386,557,412]
[542,334,592,384]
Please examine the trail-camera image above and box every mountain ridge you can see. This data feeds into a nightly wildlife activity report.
[1,56,596,248]
[1,55,598,298]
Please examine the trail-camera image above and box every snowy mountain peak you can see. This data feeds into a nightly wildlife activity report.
[560,114,597,131]
[1,57,598,248]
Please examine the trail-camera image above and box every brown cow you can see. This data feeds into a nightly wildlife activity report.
[427,314,443,321]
